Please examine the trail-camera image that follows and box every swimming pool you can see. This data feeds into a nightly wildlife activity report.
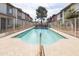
[15,28,65,45]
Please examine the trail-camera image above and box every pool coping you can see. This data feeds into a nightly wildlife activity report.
[0,26,35,39]
[1,27,79,40]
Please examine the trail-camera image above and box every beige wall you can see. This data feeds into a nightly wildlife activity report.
[57,13,61,21]
[0,18,1,31]
[22,13,25,20]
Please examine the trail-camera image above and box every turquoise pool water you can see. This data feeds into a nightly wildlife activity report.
[15,28,65,45]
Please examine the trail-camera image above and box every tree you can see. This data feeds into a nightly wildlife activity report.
[36,6,47,18]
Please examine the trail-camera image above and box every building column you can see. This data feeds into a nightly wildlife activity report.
[70,20,74,34]
[15,9,17,26]
[22,20,24,28]
[22,20,24,29]
[13,18,16,31]
[6,18,8,32]
[0,17,1,31]
[78,17,79,30]
[62,11,65,24]
[74,18,77,37]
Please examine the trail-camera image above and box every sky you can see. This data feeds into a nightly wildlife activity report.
[12,3,70,19]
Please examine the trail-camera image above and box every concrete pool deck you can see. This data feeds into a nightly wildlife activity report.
[0,27,79,56]
[0,38,39,56]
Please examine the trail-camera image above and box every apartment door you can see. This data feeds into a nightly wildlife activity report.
[76,19,79,31]
[1,18,6,31]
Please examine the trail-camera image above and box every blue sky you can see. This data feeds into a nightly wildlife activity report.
[12,3,70,19]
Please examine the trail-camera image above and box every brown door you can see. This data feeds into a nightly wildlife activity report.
[76,19,79,31]
[1,18,6,31]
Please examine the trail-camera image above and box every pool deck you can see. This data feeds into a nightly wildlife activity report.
[0,27,79,56]
[44,28,79,56]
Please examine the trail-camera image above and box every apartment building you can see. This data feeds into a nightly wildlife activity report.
[0,3,16,32]
[0,3,32,33]
[63,3,79,31]
[51,3,79,37]
[55,3,79,31]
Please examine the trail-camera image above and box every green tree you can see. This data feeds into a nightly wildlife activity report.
[36,6,47,18]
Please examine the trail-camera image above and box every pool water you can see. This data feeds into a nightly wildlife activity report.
[15,28,65,45]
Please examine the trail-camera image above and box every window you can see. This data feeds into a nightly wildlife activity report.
[9,8,13,14]
[8,6,13,15]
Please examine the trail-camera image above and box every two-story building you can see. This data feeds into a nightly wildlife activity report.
[0,3,16,32]
[55,3,79,31]
[0,3,33,34]
[52,3,79,37]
